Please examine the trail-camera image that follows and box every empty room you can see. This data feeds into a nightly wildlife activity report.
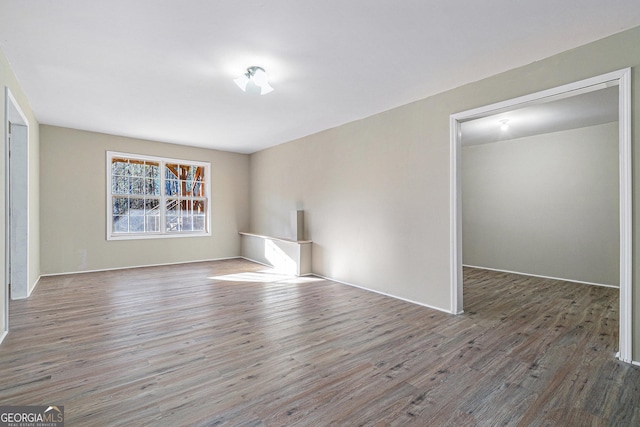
[1,1,640,425]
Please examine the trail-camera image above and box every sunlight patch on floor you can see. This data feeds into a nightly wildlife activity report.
[209,269,323,284]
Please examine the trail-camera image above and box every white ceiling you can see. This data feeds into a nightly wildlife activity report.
[0,1,639,154]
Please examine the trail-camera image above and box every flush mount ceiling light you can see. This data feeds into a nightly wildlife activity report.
[234,66,274,95]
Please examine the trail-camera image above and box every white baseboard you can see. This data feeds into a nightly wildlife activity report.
[240,256,272,268]
[0,330,7,345]
[39,256,243,277]
[241,255,452,313]
[313,273,453,314]
[27,275,41,298]
[463,264,618,289]
[240,258,451,313]
[9,275,40,301]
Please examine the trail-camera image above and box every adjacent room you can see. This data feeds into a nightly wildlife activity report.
[1,1,640,425]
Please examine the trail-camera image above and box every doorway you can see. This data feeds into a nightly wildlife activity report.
[3,88,30,342]
[449,69,632,363]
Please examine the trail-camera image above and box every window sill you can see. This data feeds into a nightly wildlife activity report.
[107,232,211,241]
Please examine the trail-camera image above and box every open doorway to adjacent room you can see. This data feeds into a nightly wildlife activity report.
[3,87,31,342]
[450,69,632,363]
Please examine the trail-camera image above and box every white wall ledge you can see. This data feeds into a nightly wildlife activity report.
[239,231,311,244]
[239,232,312,276]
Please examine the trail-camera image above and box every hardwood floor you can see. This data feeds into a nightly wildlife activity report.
[0,259,638,426]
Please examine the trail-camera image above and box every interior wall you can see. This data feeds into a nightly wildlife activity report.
[0,47,40,327]
[39,125,250,274]
[249,26,640,357]
[250,105,451,310]
[462,123,619,286]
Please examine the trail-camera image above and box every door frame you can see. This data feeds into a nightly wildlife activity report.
[449,68,633,363]
[3,87,30,342]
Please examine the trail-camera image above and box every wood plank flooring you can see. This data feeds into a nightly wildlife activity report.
[0,259,638,426]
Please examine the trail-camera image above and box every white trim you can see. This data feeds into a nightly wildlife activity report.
[239,256,315,276]
[450,115,463,314]
[240,256,274,269]
[5,88,29,126]
[617,68,633,364]
[106,151,211,240]
[24,275,37,298]
[632,360,640,367]
[463,265,620,289]
[238,232,312,244]
[39,256,242,277]
[0,330,7,345]
[450,68,632,363]
[107,231,211,241]
[26,275,41,297]
[245,247,468,298]
[3,88,9,337]
[7,121,32,299]
[4,88,30,334]
[451,69,627,122]
[314,273,453,314]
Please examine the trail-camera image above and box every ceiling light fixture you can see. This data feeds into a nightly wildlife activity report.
[499,119,509,131]
[234,66,274,95]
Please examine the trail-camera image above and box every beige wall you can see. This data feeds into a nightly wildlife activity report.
[39,125,249,274]
[249,26,640,357]
[0,47,40,333]
[462,123,619,286]
[250,104,451,311]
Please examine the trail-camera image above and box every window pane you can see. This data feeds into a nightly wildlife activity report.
[184,165,194,181]
[171,199,208,233]
[166,215,180,232]
[129,161,144,177]
[166,218,178,231]
[183,165,203,197]
[130,216,144,232]
[195,164,205,195]
[145,216,159,232]
[129,198,145,214]
[130,178,144,195]
[165,179,180,196]
[182,165,195,196]
[193,215,206,231]
[192,181,202,197]
[112,176,129,194]
[193,200,205,213]
[145,178,159,195]
[178,164,186,178]
[113,197,129,215]
[112,158,129,176]
[166,198,179,213]
[165,163,179,179]
[145,199,160,233]
[113,216,128,232]
[145,199,159,213]
[177,180,186,196]
[181,215,193,231]
[145,162,159,178]
[166,198,180,232]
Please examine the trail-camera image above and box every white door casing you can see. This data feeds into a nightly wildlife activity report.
[449,68,633,363]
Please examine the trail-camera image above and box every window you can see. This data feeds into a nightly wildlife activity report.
[107,152,210,240]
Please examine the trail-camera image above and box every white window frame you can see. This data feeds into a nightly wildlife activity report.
[106,151,211,240]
